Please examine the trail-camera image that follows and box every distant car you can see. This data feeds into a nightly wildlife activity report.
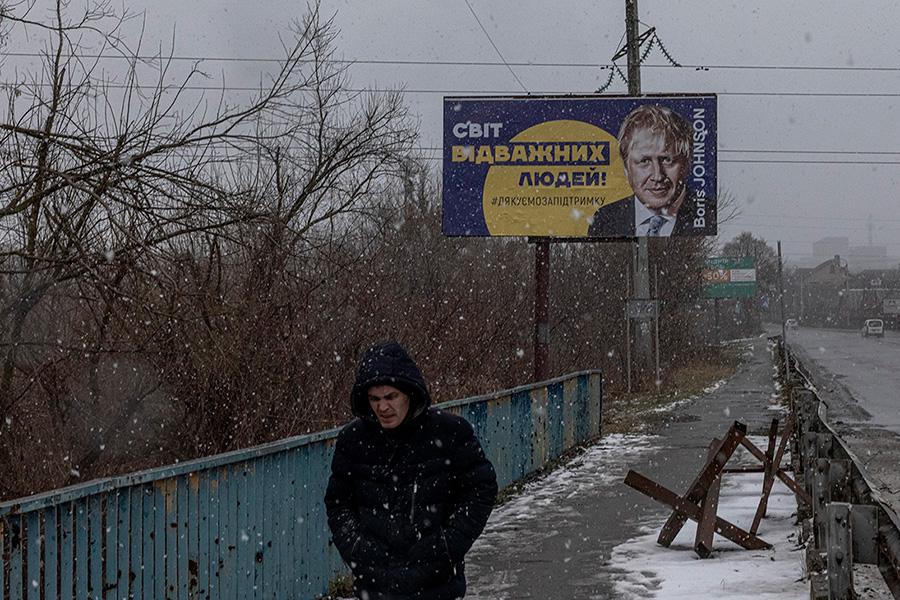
[861,318,884,338]
[785,318,799,330]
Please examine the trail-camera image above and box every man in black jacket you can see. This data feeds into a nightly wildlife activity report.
[325,341,498,600]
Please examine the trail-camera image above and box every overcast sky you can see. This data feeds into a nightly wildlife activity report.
[8,1,900,262]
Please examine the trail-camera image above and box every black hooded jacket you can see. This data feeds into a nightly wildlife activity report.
[325,341,498,600]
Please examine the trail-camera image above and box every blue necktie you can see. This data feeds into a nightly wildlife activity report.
[647,214,667,236]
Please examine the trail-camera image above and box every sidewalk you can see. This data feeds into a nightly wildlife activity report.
[465,336,808,599]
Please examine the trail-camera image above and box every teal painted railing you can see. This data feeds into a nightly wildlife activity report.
[0,370,601,599]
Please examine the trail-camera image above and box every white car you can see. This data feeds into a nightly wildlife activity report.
[785,318,799,330]
[861,318,884,338]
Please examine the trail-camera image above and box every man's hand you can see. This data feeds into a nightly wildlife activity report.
[384,560,453,595]
[405,528,451,566]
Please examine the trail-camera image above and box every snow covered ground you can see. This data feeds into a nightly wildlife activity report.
[466,434,808,599]
[609,447,808,599]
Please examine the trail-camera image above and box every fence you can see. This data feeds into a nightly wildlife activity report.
[0,370,602,600]
[785,344,900,599]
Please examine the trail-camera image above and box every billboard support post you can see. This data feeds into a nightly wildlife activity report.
[534,239,551,381]
[626,256,632,394]
[654,265,660,390]
[626,306,632,394]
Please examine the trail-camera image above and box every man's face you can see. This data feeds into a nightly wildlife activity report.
[367,385,411,429]
[623,128,687,211]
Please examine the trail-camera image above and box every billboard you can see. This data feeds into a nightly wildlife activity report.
[701,257,757,299]
[442,94,717,238]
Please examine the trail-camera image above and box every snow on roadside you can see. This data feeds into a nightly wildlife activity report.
[647,378,729,415]
[475,433,659,539]
[608,437,808,599]
[464,433,662,599]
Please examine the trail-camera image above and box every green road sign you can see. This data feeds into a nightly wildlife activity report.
[701,257,757,299]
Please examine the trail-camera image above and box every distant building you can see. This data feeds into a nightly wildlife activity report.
[842,245,896,270]
[803,255,850,286]
[846,268,900,327]
[792,255,852,327]
[812,237,849,259]
[802,237,898,271]
[849,245,887,258]
[850,268,900,290]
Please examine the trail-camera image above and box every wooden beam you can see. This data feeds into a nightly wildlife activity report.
[750,419,780,534]
[657,421,747,547]
[695,438,723,558]
[625,470,771,551]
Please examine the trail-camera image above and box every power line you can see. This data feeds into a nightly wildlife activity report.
[411,155,900,166]
[720,159,900,165]
[462,0,528,94]
[718,92,900,98]
[743,214,900,224]
[758,248,900,253]
[682,64,900,73]
[734,218,900,233]
[7,81,899,98]
[717,238,900,250]
[721,149,900,156]
[4,51,900,72]
[417,146,900,155]
[730,222,900,232]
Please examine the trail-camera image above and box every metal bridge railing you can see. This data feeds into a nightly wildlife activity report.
[786,343,900,599]
[0,370,602,600]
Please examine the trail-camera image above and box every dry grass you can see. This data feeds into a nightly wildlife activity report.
[602,346,741,435]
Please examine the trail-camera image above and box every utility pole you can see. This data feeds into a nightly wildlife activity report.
[626,0,653,387]
[625,0,641,94]
[777,241,789,376]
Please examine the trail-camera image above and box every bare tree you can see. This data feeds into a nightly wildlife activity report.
[0,0,416,496]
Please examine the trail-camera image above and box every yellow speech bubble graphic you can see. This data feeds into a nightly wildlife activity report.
[480,120,632,236]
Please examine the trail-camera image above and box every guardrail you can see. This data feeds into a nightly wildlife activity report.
[0,370,602,600]
[784,343,900,599]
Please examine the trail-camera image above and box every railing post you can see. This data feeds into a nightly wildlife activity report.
[817,432,834,461]
[795,389,816,434]
[827,460,850,504]
[878,523,900,590]
[814,458,829,547]
[850,505,878,565]
[803,432,818,493]
[826,502,853,600]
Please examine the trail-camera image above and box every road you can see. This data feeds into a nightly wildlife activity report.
[786,326,900,432]
[786,325,900,530]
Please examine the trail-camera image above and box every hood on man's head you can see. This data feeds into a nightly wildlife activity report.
[351,340,432,423]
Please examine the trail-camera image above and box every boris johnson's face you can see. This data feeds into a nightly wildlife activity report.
[623,128,688,212]
[367,384,410,429]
